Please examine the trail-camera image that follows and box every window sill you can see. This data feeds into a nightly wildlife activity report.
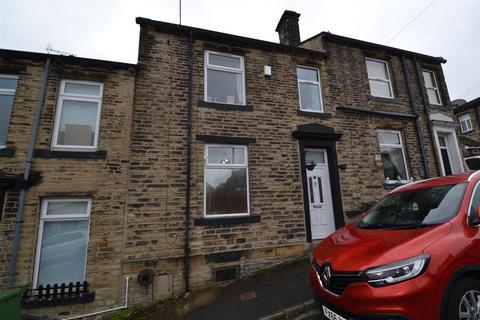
[194,214,261,226]
[297,110,332,118]
[367,95,404,105]
[383,180,410,190]
[0,148,15,157]
[198,100,254,111]
[34,149,107,159]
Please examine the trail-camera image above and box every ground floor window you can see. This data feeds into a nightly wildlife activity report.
[377,130,409,181]
[34,198,91,287]
[204,145,249,217]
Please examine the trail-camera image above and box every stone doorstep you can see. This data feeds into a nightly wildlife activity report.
[256,299,316,320]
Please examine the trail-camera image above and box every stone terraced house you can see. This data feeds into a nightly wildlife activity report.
[0,10,464,319]
[452,97,480,170]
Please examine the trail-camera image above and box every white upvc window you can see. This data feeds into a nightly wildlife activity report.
[377,130,409,182]
[365,58,394,98]
[204,51,245,105]
[422,69,442,106]
[52,80,103,150]
[459,113,473,133]
[34,198,91,288]
[0,75,19,148]
[297,66,324,113]
[204,145,250,217]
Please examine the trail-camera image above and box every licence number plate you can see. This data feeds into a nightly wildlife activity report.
[322,305,346,320]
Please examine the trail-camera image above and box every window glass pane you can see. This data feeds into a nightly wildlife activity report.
[306,150,325,165]
[366,60,388,79]
[423,71,434,87]
[461,122,467,133]
[57,100,98,146]
[427,88,441,105]
[380,147,407,180]
[0,95,15,146]
[46,201,89,216]
[297,68,318,82]
[209,53,241,69]
[0,77,18,90]
[205,168,248,215]
[438,136,447,147]
[208,146,245,165]
[64,82,101,96]
[369,79,392,97]
[206,69,244,105]
[299,82,321,110]
[37,220,89,286]
[378,132,400,145]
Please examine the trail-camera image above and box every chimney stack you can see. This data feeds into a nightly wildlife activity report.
[275,10,301,46]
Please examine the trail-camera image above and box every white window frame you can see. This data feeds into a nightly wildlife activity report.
[459,113,473,133]
[51,80,103,151]
[422,69,442,106]
[377,130,410,182]
[33,198,92,288]
[204,144,250,218]
[297,66,324,113]
[365,58,394,99]
[204,50,246,106]
[0,74,19,149]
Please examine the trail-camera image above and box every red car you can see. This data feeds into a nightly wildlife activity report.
[310,171,480,320]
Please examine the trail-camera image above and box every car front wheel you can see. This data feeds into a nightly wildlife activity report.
[446,277,480,320]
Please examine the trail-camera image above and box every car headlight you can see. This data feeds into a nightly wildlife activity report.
[363,254,430,287]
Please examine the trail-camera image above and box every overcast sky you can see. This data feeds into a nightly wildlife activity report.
[1,0,479,101]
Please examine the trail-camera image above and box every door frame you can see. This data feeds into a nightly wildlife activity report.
[432,125,463,176]
[293,123,345,242]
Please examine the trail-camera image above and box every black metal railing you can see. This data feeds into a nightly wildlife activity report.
[22,281,95,309]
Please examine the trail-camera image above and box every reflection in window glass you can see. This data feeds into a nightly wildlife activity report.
[205,145,249,216]
[297,67,323,112]
[378,131,408,181]
[205,51,244,105]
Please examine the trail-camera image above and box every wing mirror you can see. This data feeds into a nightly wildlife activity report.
[469,207,480,226]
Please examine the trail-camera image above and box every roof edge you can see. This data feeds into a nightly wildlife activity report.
[0,48,136,70]
[300,31,446,64]
[136,17,329,59]
[453,96,480,114]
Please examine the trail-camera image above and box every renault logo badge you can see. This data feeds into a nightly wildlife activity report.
[321,265,332,287]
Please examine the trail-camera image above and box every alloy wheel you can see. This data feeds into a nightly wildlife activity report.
[459,290,480,320]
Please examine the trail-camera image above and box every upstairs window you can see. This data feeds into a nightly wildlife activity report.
[52,80,103,150]
[34,198,91,287]
[459,113,473,133]
[297,66,323,112]
[365,58,393,98]
[204,51,245,105]
[204,145,250,217]
[378,130,409,181]
[0,75,18,148]
[422,70,442,105]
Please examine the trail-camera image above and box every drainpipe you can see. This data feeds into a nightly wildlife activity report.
[183,31,194,294]
[8,57,51,286]
[412,56,441,176]
[401,55,430,178]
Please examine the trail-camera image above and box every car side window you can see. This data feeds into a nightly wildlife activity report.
[470,182,480,217]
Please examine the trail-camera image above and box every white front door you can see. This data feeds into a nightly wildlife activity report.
[305,149,336,239]
[434,128,463,176]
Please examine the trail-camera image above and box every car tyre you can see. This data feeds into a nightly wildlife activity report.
[446,277,480,320]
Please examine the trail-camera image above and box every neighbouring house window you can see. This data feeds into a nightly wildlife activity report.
[34,198,91,287]
[52,80,103,150]
[297,66,323,112]
[204,145,249,216]
[459,113,473,133]
[378,130,409,181]
[422,70,442,105]
[204,51,245,105]
[365,58,393,98]
[0,75,18,148]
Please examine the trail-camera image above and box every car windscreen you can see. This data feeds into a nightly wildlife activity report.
[358,183,467,229]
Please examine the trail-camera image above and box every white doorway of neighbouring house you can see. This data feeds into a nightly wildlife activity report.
[434,129,463,176]
[305,148,336,240]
